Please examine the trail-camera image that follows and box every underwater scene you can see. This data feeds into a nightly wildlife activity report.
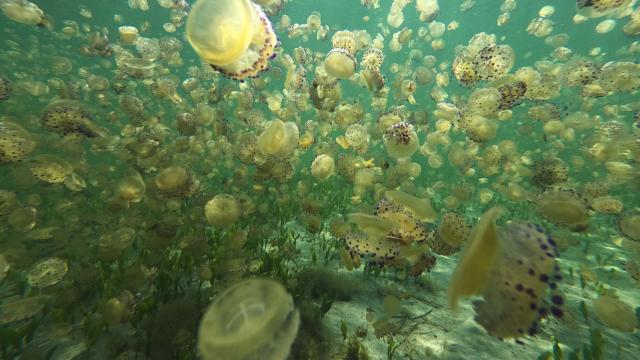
[1,0,640,359]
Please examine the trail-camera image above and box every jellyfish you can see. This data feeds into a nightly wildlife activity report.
[186,0,278,81]
[29,155,73,184]
[41,100,101,138]
[27,258,68,288]
[531,158,569,187]
[383,121,419,159]
[593,295,638,332]
[448,208,564,338]
[205,194,241,228]
[197,278,300,360]
[576,0,636,18]
[324,31,357,80]
[536,186,590,231]
[256,119,299,157]
[154,166,199,198]
[0,121,36,164]
[619,212,640,241]
[0,0,46,26]
[311,154,335,181]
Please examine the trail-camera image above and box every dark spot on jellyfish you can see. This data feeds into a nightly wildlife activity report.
[515,283,524,292]
[551,295,564,305]
[515,339,525,345]
[547,237,557,247]
[541,244,549,250]
[551,306,563,318]
[530,302,538,310]
[528,268,535,276]
[549,282,557,290]
[269,53,277,60]
[546,252,554,258]
[554,274,563,280]
[538,307,548,316]
[526,289,537,298]
[539,274,549,282]
[517,259,523,265]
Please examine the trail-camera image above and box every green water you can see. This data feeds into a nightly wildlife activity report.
[1,0,640,359]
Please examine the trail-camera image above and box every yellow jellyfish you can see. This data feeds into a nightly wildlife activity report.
[197,278,300,360]
[186,0,278,80]
[383,121,419,159]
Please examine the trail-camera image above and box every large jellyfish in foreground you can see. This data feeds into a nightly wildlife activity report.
[448,208,564,339]
[186,0,278,80]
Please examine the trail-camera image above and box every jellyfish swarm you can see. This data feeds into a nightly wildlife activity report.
[448,208,564,339]
[186,0,277,81]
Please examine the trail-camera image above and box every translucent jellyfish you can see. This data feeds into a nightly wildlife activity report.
[324,49,356,80]
[8,206,36,231]
[559,58,601,87]
[256,120,299,157]
[41,100,100,138]
[576,0,635,18]
[361,48,384,70]
[438,212,470,248]
[0,190,18,216]
[383,121,419,159]
[473,44,515,82]
[384,189,436,223]
[495,78,527,110]
[155,166,199,198]
[0,77,9,101]
[0,0,45,26]
[27,257,68,288]
[118,26,139,44]
[0,295,48,325]
[449,208,564,338]
[461,115,497,143]
[120,56,156,78]
[0,121,36,164]
[466,87,501,116]
[596,61,640,93]
[531,158,569,187]
[311,154,335,181]
[537,186,590,231]
[591,196,623,215]
[198,278,300,360]
[29,155,73,184]
[99,228,136,260]
[416,0,439,22]
[619,213,640,241]
[452,56,479,87]
[374,198,429,244]
[593,295,638,332]
[205,194,241,227]
[186,0,278,80]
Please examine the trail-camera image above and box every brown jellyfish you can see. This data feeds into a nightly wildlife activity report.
[41,100,100,138]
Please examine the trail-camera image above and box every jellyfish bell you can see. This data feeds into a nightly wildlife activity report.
[186,0,277,80]
[256,119,299,157]
[536,186,590,231]
[0,0,45,26]
[205,194,240,228]
[576,0,636,18]
[310,154,335,181]
[41,100,101,138]
[0,121,36,164]
[198,278,300,360]
[324,48,356,80]
[383,121,419,159]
